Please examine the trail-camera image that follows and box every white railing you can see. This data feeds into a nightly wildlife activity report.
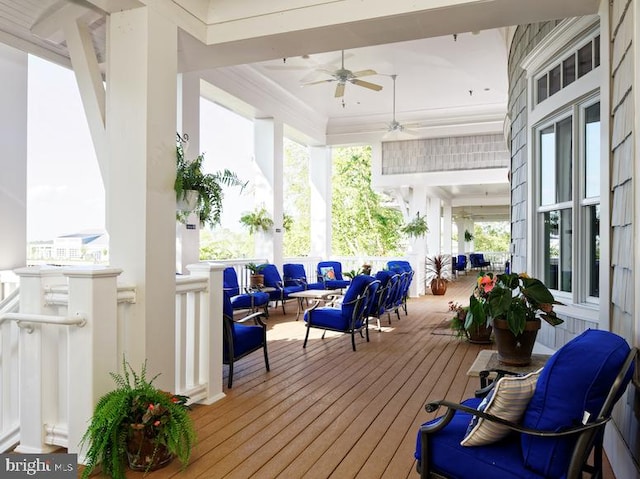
[0,288,20,453]
[0,270,19,302]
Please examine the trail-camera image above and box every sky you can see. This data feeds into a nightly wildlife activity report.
[26,56,253,241]
[27,55,104,241]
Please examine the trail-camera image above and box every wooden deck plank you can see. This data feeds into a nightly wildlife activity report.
[109,274,616,479]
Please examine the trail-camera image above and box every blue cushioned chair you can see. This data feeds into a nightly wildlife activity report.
[222,292,270,388]
[387,260,412,273]
[455,255,468,275]
[282,263,325,290]
[260,263,305,314]
[414,329,636,479]
[223,267,270,315]
[369,270,394,329]
[387,260,413,315]
[303,275,378,351]
[469,253,491,271]
[316,261,351,289]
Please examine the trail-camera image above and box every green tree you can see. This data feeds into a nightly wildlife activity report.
[473,222,510,252]
[283,139,311,256]
[199,229,252,260]
[331,146,403,256]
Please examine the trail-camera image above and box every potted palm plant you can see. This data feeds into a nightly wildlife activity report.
[80,360,196,479]
[426,254,450,295]
[245,262,267,288]
[175,134,246,228]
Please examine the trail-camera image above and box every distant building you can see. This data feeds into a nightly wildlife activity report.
[28,231,109,265]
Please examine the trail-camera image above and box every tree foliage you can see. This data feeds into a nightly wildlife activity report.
[331,146,403,256]
[282,139,311,256]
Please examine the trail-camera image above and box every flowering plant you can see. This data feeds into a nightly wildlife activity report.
[466,272,563,335]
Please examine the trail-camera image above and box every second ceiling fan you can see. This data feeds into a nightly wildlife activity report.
[302,50,383,98]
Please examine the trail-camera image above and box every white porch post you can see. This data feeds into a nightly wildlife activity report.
[187,263,225,404]
[442,201,453,255]
[409,187,428,296]
[64,267,121,462]
[426,196,442,255]
[106,7,177,389]
[176,72,201,274]
[310,146,332,259]
[254,118,284,266]
[0,43,27,270]
[13,267,66,454]
[455,218,466,255]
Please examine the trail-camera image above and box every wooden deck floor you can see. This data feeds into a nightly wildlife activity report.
[118,274,614,479]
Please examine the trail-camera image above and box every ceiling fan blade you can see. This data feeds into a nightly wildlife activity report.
[302,78,336,86]
[335,83,346,98]
[352,69,377,77]
[350,79,383,91]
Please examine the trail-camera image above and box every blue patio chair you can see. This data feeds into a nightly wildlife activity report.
[222,292,270,388]
[260,263,305,314]
[455,254,468,275]
[282,263,325,290]
[370,270,395,329]
[469,253,491,271]
[317,260,351,289]
[414,329,635,479]
[387,261,413,314]
[387,260,412,273]
[303,275,378,351]
[223,267,269,315]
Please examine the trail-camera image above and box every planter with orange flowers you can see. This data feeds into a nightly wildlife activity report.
[80,360,196,479]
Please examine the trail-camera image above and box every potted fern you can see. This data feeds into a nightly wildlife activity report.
[245,262,267,288]
[175,134,246,228]
[239,206,274,234]
[80,360,196,479]
[401,212,428,239]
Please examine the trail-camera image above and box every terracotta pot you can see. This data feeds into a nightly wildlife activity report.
[492,318,541,366]
[127,424,173,471]
[430,278,447,295]
[249,274,264,288]
[466,323,493,344]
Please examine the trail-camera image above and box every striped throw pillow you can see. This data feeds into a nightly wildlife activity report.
[461,368,542,447]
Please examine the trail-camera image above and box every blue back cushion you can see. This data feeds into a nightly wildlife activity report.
[387,260,412,273]
[223,267,240,296]
[341,275,371,321]
[261,264,282,287]
[521,329,631,477]
[223,292,233,318]
[283,263,306,281]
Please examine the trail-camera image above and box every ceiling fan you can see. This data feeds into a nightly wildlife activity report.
[301,50,383,98]
[382,74,417,140]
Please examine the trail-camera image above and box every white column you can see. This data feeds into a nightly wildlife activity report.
[465,219,476,253]
[106,6,177,389]
[442,201,453,255]
[176,72,201,274]
[64,267,121,462]
[426,196,442,256]
[310,146,331,259]
[455,218,466,255]
[408,187,428,296]
[0,43,27,270]
[254,118,284,266]
[187,263,225,404]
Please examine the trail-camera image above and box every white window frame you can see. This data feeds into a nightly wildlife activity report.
[521,16,603,322]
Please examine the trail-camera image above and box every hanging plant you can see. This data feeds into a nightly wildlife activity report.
[464,229,475,242]
[239,206,274,234]
[401,212,428,239]
[175,134,246,228]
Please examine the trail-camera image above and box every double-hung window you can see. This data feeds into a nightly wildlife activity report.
[524,17,601,308]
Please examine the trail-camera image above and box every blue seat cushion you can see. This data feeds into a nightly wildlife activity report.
[415,398,545,479]
[303,307,365,331]
[230,291,269,310]
[324,279,350,289]
[224,322,263,360]
[521,329,631,477]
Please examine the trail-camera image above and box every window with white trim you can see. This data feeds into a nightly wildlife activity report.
[535,98,600,301]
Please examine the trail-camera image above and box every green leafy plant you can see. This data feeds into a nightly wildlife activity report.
[401,212,428,239]
[80,360,195,479]
[239,207,274,234]
[175,134,246,228]
[464,229,474,242]
[245,262,267,274]
[466,272,563,335]
[448,301,470,338]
